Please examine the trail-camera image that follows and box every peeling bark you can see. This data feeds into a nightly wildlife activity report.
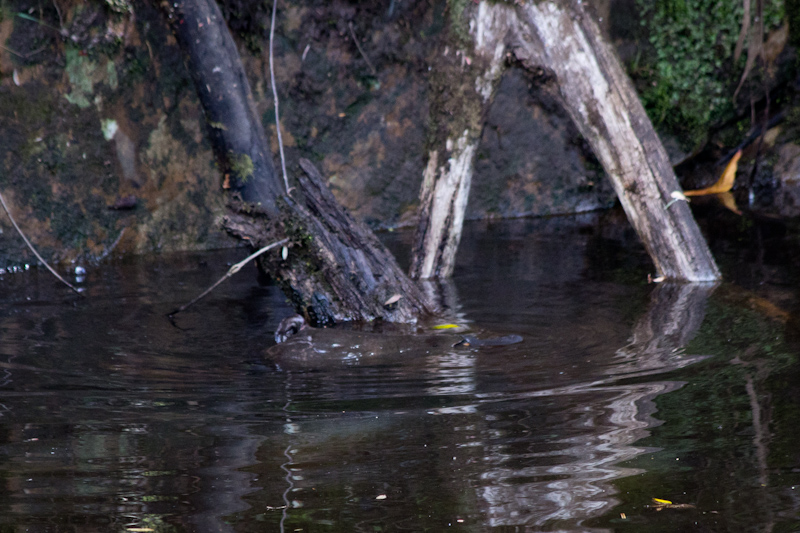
[167,0,433,325]
[410,3,508,280]
[224,159,434,325]
[412,0,720,282]
[509,1,720,281]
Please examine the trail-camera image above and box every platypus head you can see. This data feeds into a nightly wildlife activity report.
[274,314,307,343]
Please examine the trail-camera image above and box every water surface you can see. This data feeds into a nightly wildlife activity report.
[0,213,798,532]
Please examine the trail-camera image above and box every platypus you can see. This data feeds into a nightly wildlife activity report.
[265,315,522,369]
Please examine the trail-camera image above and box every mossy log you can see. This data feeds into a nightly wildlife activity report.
[167,0,433,325]
[410,2,507,280]
[224,159,434,325]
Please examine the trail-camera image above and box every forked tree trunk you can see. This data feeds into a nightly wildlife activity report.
[166,0,433,325]
[412,1,721,282]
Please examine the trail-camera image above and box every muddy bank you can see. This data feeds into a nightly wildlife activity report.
[0,0,799,270]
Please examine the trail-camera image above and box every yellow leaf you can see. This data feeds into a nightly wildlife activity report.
[652,498,673,505]
[432,324,460,330]
[684,150,742,197]
[715,191,742,215]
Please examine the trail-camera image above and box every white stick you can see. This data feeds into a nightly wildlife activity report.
[270,0,289,193]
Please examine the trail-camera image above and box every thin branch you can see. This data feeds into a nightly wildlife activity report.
[348,22,377,76]
[269,0,289,193]
[0,190,80,294]
[168,238,289,317]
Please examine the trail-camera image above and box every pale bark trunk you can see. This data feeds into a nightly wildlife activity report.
[412,0,720,282]
[410,3,507,280]
[510,1,720,281]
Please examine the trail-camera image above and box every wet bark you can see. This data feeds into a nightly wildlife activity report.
[163,0,283,211]
[166,0,433,324]
[410,3,508,280]
[412,0,720,282]
[224,159,433,324]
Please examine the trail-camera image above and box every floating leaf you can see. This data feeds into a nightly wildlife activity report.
[652,498,673,505]
[684,150,741,197]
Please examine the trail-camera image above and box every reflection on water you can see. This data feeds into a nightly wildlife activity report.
[0,214,797,532]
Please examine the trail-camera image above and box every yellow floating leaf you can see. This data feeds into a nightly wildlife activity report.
[652,498,673,505]
[432,324,460,330]
[684,150,742,197]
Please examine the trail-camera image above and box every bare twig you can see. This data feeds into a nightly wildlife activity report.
[0,43,46,59]
[0,190,81,294]
[168,238,289,317]
[98,227,126,262]
[52,0,64,28]
[269,0,289,193]
[348,22,377,76]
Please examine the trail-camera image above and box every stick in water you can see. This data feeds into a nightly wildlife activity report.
[0,190,81,294]
[168,238,289,317]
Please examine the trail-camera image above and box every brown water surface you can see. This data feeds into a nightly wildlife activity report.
[0,213,798,532]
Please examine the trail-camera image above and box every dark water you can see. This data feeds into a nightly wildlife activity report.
[0,212,799,532]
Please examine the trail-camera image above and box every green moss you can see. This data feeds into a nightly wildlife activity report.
[64,48,97,109]
[229,153,254,182]
[104,0,132,14]
[634,0,785,151]
[446,0,471,47]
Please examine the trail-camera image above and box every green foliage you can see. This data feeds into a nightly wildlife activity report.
[635,0,784,151]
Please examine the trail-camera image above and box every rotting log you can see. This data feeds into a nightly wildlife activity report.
[224,159,434,325]
[410,2,508,280]
[411,0,720,282]
[165,0,434,325]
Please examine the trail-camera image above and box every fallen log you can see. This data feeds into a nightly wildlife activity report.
[166,0,433,325]
[223,159,434,325]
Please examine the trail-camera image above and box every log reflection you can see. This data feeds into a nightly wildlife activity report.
[475,282,715,530]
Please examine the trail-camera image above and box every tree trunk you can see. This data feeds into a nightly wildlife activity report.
[409,3,507,280]
[510,1,720,281]
[411,1,721,282]
[224,160,434,325]
[164,0,283,210]
[166,0,433,325]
